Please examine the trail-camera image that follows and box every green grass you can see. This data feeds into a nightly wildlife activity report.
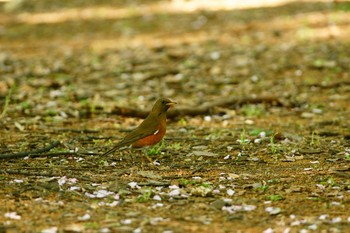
[241,104,265,117]
[266,194,284,201]
[269,133,278,154]
[147,140,165,156]
[179,178,197,187]
[319,176,337,187]
[248,128,273,137]
[238,128,249,146]
[168,142,182,150]
[254,185,269,192]
[335,2,350,11]
[0,84,15,119]
[199,182,211,188]
[310,131,320,146]
[136,188,152,203]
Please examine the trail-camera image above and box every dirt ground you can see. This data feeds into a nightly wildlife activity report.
[1,0,350,232]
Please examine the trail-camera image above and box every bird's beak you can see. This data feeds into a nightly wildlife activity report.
[166,101,177,108]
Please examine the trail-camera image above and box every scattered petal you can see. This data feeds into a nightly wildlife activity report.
[58,177,67,186]
[69,186,80,191]
[228,173,239,179]
[263,228,274,233]
[259,131,266,138]
[14,122,25,131]
[226,189,235,196]
[58,176,77,186]
[210,51,221,60]
[4,212,21,220]
[121,219,132,225]
[153,195,162,201]
[331,201,340,206]
[41,227,58,233]
[128,182,140,189]
[254,138,262,144]
[222,206,235,214]
[308,224,317,230]
[78,214,90,221]
[319,214,329,220]
[150,217,169,225]
[133,228,142,233]
[100,228,111,233]
[243,205,256,211]
[169,189,180,197]
[213,189,220,194]
[204,116,211,122]
[85,192,96,198]
[13,179,24,183]
[106,201,119,207]
[223,198,232,203]
[153,161,160,166]
[95,190,114,198]
[265,207,281,215]
[151,203,164,209]
[291,221,301,226]
[332,217,342,223]
[245,119,254,125]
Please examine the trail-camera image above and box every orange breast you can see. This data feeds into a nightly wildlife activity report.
[132,127,166,148]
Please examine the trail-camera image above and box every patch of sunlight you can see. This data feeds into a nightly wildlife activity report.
[89,31,210,52]
[15,0,308,25]
[169,0,297,12]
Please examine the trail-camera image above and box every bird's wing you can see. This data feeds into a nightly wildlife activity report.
[102,115,159,156]
[121,115,159,144]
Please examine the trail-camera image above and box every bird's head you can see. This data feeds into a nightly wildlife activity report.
[152,97,177,113]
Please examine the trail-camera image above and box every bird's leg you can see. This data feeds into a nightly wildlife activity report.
[129,152,135,166]
[142,148,154,166]
[155,140,166,162]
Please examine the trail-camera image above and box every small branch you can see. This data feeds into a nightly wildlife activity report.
[307,80,350,89]
[0,169,61,177]
[0,141,61,159]
[110,96,288,119]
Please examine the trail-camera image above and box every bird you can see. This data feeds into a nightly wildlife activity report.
[102,97,176,157]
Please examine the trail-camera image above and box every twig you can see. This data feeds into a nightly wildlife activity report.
[0,141,60,159]
[1,168,62,177]
[308,80,350,89]
[110,96,287,119]
[0,169,95,181]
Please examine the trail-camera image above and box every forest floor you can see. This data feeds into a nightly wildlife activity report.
[1,0,350,232]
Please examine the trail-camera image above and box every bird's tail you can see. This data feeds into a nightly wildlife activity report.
[101,141,129,156]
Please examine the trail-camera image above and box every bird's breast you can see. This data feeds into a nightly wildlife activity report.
[131,124,166,148]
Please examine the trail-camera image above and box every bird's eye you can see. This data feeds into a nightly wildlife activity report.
[162,100,166,104]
